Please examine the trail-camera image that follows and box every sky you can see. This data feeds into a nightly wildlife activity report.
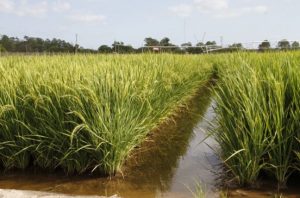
[0,0,299,49]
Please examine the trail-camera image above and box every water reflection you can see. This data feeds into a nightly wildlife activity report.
[123,85,217,197]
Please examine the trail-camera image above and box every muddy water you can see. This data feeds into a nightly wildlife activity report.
[0,86,220,198]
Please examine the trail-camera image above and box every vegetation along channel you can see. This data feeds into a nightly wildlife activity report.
[1,52,300,197]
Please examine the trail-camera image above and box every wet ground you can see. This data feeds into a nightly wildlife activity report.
[0,85,300,197]
[0,189,118,198]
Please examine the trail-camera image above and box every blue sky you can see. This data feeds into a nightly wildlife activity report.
[0,0,299,49]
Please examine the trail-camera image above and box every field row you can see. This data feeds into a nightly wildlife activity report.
[0,54,213,175]
[214,52,300,187]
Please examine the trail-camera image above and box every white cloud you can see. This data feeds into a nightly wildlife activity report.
[0,0,107,23]
[169,4,192,17]
[53,0,71,12]
[69,14,106,23]
[0,0,14,12]
[0,0,48,17]
[0,0,73,17]
[194,0,228,12]
[253,5,268,14]
[14,0,48,16]
[215,5,268,18]
[170,0,268,18]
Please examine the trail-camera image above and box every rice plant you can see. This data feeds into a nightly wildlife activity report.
[0,54,213,175]
[213,52,300,187]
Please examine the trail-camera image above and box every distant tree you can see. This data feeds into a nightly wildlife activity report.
[46,38,74,52]
[205,41,217,46]
[98,45,112,53]
[123,45,135,53]
[195,42,204,46]
[183,42,201,53]
[230,43,243,49]
[78,47,97,53]
[181,42,194,54]
[158,37,179,52]
[0,44,6,52]
[144,37,159,46]
[186,47,204,54]
[0,34,76,53]
[112,41,123,52]
[0,35,14,51]
[278,39,290,50]
[22,36,45,52]
[160,37,171,46]
[112,41,135,53]
[181,42,192,47]
[259,40,271,50]
[204,41,219,51]
[291,41,300,49]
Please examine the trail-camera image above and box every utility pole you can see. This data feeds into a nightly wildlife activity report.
[113,39,117,53]
[75,34,78,54]
[220,36,223,47]
[201,32,206,43]
[202,32,207,53]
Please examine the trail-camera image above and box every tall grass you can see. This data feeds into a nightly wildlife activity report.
[0,54,212,175]
[214,52,300,187]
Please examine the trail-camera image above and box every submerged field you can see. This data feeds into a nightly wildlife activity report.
[0,54,213,175]
[1,52,300,194]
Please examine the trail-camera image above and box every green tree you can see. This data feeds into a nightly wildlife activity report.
[0,34,76,53]
[0,44,6,52]
[259,40,271,50]
[98,45,112,53]
[112,41,123,53]
[181,42,192,47]
[144,37,159,46]
[158,37,179,52]
[196,42,205,47]
[205,41,217,46]
[112,41,135,53]
[278,39,290,49]
[291,41,300,49]
[160,37,171,46]
[230,43,243,49]
[205,41,219,52]
[0,35,15,51]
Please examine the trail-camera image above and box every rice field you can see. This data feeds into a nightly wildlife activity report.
[1,51,300,192]
[0,54,213,175]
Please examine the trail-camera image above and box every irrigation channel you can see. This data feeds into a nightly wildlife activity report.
[0,84,300,198]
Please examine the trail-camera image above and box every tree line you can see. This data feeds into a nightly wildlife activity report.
[0,34,299,54]
[258,39,300,50]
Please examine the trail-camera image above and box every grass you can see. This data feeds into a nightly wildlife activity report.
[190,182,206,198]
[213,51,300,188]
[0,54,213,175]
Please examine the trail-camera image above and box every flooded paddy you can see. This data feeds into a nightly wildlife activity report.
[0,86,220,198]
[0,85,300,198]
